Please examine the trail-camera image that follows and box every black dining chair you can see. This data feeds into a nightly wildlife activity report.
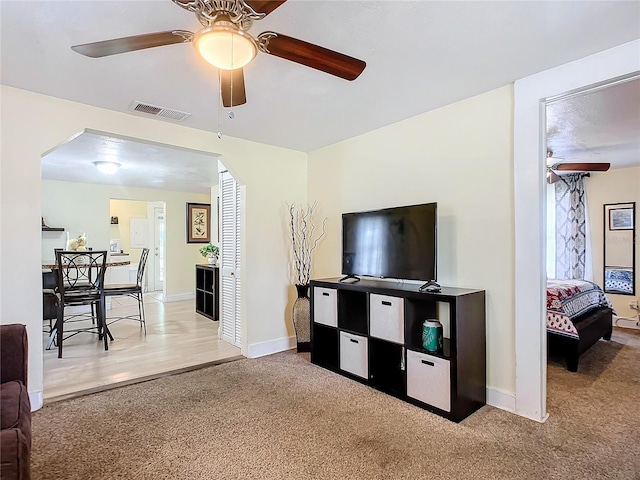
[42,270,59,350]
[53,250,111,358]
[51,247,98,327]
[105,248,149,333]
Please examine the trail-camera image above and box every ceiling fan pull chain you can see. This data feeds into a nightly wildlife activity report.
[229,34,235,118]
[217,68,223,139]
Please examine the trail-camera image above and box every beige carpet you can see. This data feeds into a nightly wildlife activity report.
[32,327,640,480]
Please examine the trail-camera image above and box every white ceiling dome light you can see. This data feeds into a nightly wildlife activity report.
[193,23,258,70]
[93,161,121,175]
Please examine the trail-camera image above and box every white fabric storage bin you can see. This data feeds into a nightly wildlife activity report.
[313,287,337,327]
[369,293,404,344]
[339,331,368,379]
[406,349,451,412]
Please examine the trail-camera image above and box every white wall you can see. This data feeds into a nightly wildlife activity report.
[586,166,640,318]
[109,198,149,265]
[41,180,210,296]
[308,86,515,399]
[209,185,219,247]
[0,86,307,408]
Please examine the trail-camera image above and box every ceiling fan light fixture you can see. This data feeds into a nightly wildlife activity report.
[194,25,257,70]
[93,161,121,175]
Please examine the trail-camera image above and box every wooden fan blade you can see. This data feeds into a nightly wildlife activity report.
[548,171,561,184]
[71,30,193,58]
[221,68,247,108]
[553,162,611,172]
[245,0,287,16]
[259,32,366,80]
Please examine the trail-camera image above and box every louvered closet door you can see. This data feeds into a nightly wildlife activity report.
[219,170,242,347]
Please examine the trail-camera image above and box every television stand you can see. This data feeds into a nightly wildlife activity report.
[310,277,486,422]
[419,280,441,292]
[339,274,360,284]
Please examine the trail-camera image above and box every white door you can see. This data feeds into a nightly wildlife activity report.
[219,170,242,347]
[147,202,165,292]
[153,206,165,291]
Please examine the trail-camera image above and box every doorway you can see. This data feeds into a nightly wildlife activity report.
[513,40,640,422]
[39,130,240,401]
[148,202,166,293]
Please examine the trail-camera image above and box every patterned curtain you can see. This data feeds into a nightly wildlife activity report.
[555,174,588,279]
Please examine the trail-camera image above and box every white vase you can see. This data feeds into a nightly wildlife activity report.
[207,257,217,265]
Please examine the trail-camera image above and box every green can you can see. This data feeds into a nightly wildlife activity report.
[422,319,443,352]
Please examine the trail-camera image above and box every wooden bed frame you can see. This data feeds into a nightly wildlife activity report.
[547,306,613,372]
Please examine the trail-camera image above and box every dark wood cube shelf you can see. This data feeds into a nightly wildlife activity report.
[310,277,486,422]
[337,289,368,335]
[195,265,219,321]
[310,323,339,371]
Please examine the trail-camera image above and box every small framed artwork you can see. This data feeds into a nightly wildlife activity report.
[187,202,211,243]
[609,207,634,230]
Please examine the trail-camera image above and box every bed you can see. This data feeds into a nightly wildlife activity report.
[546,279,615,372]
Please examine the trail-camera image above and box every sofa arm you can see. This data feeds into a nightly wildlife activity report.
[0,324,28,386]
[0,428,31,480]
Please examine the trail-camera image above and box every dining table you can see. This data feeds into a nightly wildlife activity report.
[42,258,130,269]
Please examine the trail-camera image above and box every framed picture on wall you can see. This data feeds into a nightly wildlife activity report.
[187,202,211,243]
[609,207,634,230]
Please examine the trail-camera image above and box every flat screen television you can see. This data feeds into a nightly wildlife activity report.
[342,202,437,281]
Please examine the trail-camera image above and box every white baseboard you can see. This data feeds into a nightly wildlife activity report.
[614,317,640,329]
[487,388,549,422]
[29,390,43,411]
[247,336,296,359]
[164,292,194,303]
[486,386,516,413]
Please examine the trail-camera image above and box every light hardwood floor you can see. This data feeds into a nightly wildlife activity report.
[43,293,242,402]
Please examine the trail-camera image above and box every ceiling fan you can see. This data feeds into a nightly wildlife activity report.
[546,150,610,184]
[70,0,366,108]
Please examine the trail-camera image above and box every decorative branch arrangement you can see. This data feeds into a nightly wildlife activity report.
[288,202,327,285]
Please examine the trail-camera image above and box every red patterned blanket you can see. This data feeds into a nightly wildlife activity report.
[547,279,614,339]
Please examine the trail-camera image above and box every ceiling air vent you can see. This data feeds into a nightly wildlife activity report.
[129,101,191,122]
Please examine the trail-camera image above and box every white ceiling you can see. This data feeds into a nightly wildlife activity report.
[2,1,640,191]
[546,78,640,169]
[41,130,219,194]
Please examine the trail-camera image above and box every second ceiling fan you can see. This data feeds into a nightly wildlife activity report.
[71,0,367,108]
[546,150,610,184]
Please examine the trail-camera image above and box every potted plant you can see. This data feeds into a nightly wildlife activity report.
[199,243,219,265]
